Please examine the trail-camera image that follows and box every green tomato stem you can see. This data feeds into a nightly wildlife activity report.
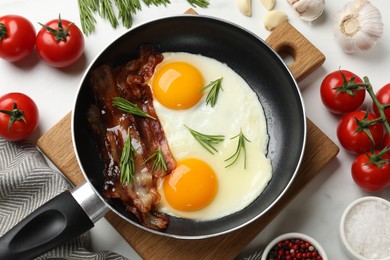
[364,146,390,169]
[39,14,70,42]
[0,103,26,133]
[0,23,7,40]
[363,76,390,136]
[343,83,370,89]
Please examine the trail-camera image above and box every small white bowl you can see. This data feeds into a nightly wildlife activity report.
[261,232,328,260]
[339,196,390,260]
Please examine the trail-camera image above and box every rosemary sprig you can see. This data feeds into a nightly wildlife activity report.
[85,0,100,11]
[225,129,251,169]
[77,0,210,35]
[77,0,98,35]
[187,0,209,8]
[99,0,119,29]
[115,0,139,28]
[112,97,156,120]
[185,125,225,154]
[120,136,136,184]
[144,148,167,172]
[143,0,170,6]
[121,0,141,13]
[200,77,223,107]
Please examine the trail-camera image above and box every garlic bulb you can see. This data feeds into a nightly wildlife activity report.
[334,0,384,53]
[288,0,325,22]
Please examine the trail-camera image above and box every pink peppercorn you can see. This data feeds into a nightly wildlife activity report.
[265,237,323,260]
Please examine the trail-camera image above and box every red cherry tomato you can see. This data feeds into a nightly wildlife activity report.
[320,70,365,114]
[383,133,390,148]
[337,110,383,154]
[373,83,390,122]
[352,150,390,192]
[36,15,84,68]
[0,92,39,141]
[0,15,36,62]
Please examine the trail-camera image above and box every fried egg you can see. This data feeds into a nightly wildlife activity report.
[148,52,272,220]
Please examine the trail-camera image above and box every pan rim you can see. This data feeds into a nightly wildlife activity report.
[71,14,307,239]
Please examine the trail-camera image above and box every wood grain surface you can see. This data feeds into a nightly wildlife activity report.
[266,21,325,82]
[37,12,337,259]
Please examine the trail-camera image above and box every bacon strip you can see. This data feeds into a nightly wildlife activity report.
[116,47,176,178]
[87,45,176,230]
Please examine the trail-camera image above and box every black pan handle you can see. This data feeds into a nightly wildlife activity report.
[0,190,94,260]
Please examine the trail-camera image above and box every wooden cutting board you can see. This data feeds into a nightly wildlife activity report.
[37,10,339,259]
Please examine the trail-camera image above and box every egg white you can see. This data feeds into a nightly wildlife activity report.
[149,52,272,220]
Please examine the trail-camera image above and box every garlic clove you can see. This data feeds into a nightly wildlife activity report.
[263,10,288,31]
[260,0,276,10]
[237,0,252,16]
[334,0,384,53]
[288,0,325,22]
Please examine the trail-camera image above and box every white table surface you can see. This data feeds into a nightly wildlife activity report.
[1,0,390,259]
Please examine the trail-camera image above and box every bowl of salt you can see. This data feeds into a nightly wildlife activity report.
[340,196,390,260]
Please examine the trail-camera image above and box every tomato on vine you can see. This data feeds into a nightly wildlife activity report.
[0,93,39,141]
[337,110,383,154]
[36,15,84,68]
[0,15,36,62]
[321,68,390,192]
[352,148,390,192]
[383,133,390,148]
[320,70,365,114]
[373,83,390,123]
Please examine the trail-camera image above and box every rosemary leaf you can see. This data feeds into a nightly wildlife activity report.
[87,0,100,11]
[126,0,142,13]
[99,0,119,28]
[225,129,251,169]
[77,0,210,35]
[120,136,136,184]
[185,125,225,154]
[115,0,142,28]
[200,77,223,107]
[77,0,98,35]
[143,0,170,6]
[144,148,167,172]
[187,0,209,8]
[112,97,156,120]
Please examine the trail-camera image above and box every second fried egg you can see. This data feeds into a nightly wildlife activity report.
[149,52,272,221]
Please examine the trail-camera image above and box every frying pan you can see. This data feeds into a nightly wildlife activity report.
[0,15,306,259]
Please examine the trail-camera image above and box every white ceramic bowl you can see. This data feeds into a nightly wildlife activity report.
[261,232,328,260]
[339,196,390,260]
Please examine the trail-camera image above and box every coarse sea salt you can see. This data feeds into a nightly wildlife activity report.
[345,199,390,259]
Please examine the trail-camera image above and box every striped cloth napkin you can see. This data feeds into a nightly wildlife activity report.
[0,137,127,260]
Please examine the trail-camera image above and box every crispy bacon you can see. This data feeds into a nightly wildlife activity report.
[116,47,176,178]
[87,45,176,230]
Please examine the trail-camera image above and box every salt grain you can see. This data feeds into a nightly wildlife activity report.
[345,199,390,259]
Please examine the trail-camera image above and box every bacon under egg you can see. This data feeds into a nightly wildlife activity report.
[87,44,176,230]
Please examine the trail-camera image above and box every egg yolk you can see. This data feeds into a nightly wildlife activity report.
[152,62,205,110]
[163,158,218,211]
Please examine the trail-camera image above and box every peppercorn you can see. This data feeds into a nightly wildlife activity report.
[266,237,322,260]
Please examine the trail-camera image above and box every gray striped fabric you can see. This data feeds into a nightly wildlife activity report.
[0,138,127,260]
